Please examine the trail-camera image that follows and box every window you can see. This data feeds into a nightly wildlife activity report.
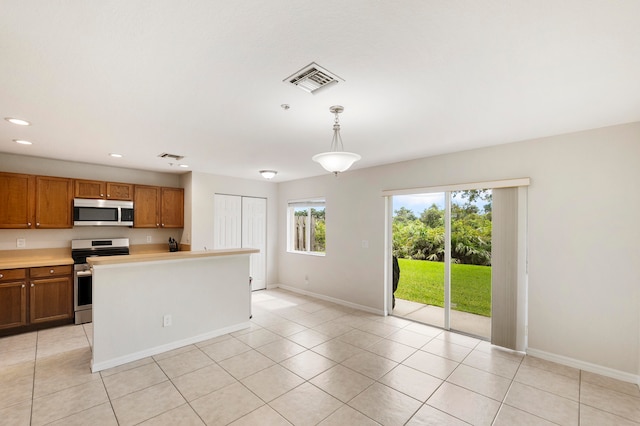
[288,199,325,255]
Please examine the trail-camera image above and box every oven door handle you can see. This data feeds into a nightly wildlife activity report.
[76,270,92,277]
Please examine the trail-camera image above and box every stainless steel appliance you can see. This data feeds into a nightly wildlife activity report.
[71,238,130,324]
[73,199,134,227]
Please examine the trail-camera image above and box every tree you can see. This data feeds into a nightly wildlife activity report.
[394,207,417,223]
[420,203,444,228]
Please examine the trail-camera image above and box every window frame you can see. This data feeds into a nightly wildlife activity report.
[287,199,326,256]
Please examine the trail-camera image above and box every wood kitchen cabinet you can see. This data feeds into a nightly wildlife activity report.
[0,172,35,229]
[0,269,28,330]
[0,172,72,229]
[35,176,73,228]
[161,187,184,228]
[75,179,133,201]
[29,265,73,324]
[134,185,184,228]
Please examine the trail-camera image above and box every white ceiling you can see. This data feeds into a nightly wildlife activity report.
[1,1,639,182]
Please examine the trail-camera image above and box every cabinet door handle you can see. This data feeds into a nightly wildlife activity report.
[0,274,3,278]
[36,222,40,227]
[101,193,104,197]
[50,269,54,274]
[161,223,165,227]
[107,194,110,198]
[31,283,34,287]
[22,284,25,288]
[156,223,159,227]
[27,222,31,226]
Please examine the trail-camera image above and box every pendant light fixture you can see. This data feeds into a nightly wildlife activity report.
[312,105,361,176]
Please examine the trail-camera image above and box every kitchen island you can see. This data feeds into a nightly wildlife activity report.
[87,248,258,372]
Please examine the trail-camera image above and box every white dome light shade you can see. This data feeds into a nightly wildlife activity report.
[259,170,277,179]
[312,151,361,173]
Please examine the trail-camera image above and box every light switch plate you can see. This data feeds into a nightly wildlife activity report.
[17,238,26,248]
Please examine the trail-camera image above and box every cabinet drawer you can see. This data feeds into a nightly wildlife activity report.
[30,265,72,278]
[0,268,27,282]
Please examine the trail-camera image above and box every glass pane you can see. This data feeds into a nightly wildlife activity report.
[293,207,309,251]
[450,189,492,338]
[391,193,445,328]
[310,207,325,253]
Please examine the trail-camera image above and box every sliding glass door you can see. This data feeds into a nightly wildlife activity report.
[392,193,446,328]
[392,190,492,339]
[449,190,492,338]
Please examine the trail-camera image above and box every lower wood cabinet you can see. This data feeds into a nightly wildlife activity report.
[0,265,73,333]
[0,269,27,330]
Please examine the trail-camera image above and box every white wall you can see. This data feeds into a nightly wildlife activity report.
[92,254,251,371]
[186,171,279,287]
[277,122,640,377]
[0,153,184,250]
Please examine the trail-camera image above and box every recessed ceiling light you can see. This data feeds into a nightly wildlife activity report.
[5,117,31,126]
[109,153,123,158]
[13,139,32,145]
[179,164,189,168]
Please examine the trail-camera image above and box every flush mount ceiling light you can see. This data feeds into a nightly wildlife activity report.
[13,139,32,145]
[312,105,361,176]
[259,170,277,179]
[5,117,31,126]
[179,164,189,168]
[109,153,123,158]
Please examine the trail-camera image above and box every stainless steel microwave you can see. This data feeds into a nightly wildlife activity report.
[73,199,134,226]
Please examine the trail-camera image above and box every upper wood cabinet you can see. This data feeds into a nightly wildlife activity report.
[35,176,73,229]
[0,172,35,229]
[134,185,160,228]
[0,172,72,229]
[161,187,184,228]
[75,179,133,201]
[134,185,184,228]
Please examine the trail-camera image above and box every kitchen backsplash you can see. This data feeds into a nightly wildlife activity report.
[0,228,183,251]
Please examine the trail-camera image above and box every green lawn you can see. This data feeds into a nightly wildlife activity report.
[395,258,491,317]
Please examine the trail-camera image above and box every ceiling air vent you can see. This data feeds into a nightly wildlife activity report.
[284,62,344,94]
[158,153,184,161]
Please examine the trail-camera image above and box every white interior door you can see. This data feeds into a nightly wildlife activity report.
[242,197,267,291]
[214,194,267,291]
[213,194,242,249]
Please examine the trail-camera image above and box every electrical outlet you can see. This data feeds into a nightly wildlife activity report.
[163,314,172,327]
[16,238,26,248]
[146,235,152,243]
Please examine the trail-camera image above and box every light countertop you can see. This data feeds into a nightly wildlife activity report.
[87,248,259,266]
[0,248,73,269]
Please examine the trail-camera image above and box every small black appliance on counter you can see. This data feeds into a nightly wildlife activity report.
[168,237,179,252]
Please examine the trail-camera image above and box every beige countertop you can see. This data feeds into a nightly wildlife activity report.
[87,248,259,266]
[0,244,192,270]
[0,248,74,269]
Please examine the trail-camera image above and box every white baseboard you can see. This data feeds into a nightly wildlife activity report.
[274,284,384,315]
[527,347,640,386]
[91,322,250,373]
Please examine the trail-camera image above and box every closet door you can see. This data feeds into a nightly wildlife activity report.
[242,197,267,291]
[213,194,242,249]
[213,194,267,291]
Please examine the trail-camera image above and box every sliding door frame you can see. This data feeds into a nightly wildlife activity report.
[383,178,529,349]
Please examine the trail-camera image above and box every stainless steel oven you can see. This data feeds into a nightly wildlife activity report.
[71,238,130,324]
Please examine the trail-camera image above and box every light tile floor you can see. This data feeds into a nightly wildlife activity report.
[1,288,639,425]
